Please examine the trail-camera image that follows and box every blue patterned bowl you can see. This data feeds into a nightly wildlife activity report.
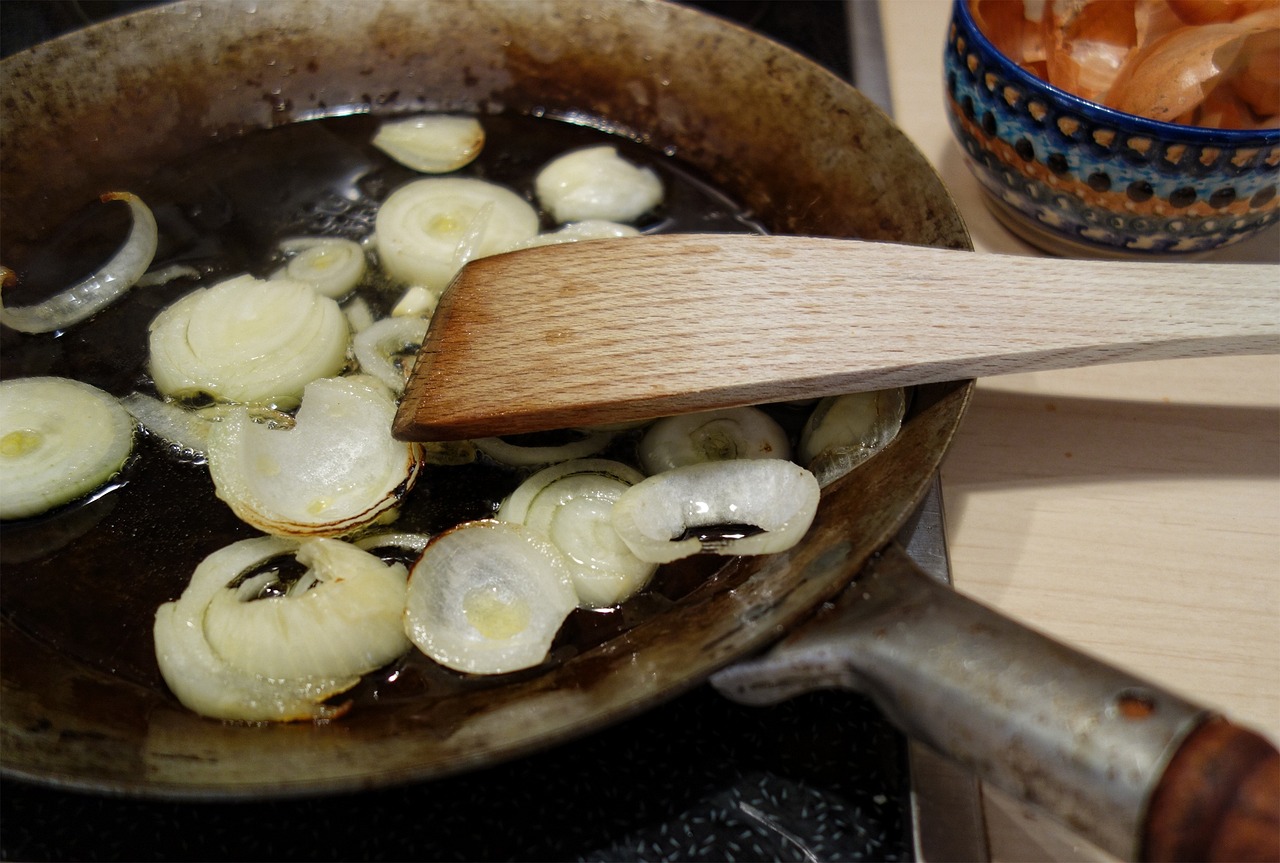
[945,0,1279,257]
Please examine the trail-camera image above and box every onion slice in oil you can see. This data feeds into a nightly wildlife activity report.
[374,177,539,292]
[638,406,791,474]
[404,520,578,675]
[206,375,423,537]
[153,535,409,722]
[352,315,429,394]
[148,274,350,408]
[0,192,157,334]
[798,389,906,487]
[535,146,663,224]
[610,459,821,564]
[0,377,136,520]
[372,115,486,174]
[512,220,641,249]
[121,391,212,461]
[275,237,367,299]
[498,459,656,607]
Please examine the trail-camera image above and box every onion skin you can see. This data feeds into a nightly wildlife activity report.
[0,192,158,335]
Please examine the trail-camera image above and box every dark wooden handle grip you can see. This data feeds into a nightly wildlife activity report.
[1143,716,1280,861]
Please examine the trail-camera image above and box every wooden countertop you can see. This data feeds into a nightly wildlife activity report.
[879,1,1280,858]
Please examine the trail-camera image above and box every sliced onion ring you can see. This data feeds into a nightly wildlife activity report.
[121,391,212,461]
[372,115,486,174]
[206,375,423,537]
[276,237,367,299]
[638,406,791,474]
[374,177,539,292]
[610,459,821,564]
[497,458,655,607]
[201,537,410,682]
[534,146,664,224]
[153,535,408,722]
[352,315,429,394]
[404,520,578,675]
[511,220,641,250]
[0,192,158,334]
[147,274,350,408]
[798,389,906,487]
[0,376,136,520]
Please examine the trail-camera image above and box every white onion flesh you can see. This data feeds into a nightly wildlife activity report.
[354,531,432,557]
[352,315,429,394]
[0,193,158,334]
[798,389,906,487]
[610,459,821,564]
[404,520,578,675]
[373,115,486,174]
[343,295,376,333]
[154,536,408,722]
[276,237,367,299]
[148,274,350,408]
[535,146,663,224]
[0,377,136,520]
[202,537,410,680]
[498,459,655,607]
[474,430,614,466]
[391,285,438,318]
[136,264,201,288]
[512,220,641,249]
[121,391,212,460]
[206,375,423,537]
[374,177,539,292]
[638,407,791,475]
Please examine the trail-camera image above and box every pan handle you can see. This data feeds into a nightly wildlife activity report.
[711,543,1280,862]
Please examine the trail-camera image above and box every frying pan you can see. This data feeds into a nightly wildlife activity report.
[0,2,1273,861]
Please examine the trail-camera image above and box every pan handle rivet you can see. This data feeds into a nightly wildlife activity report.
[1114,688,1158,720]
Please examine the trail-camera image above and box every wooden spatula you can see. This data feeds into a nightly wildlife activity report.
[392,234,1279,441]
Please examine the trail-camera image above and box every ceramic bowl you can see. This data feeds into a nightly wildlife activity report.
[944,0,1280,257]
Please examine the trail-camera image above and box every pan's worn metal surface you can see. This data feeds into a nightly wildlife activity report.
[712,543,1209,860]
[0,0,972,796]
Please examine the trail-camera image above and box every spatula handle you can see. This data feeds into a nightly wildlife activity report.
[398,235,1280,440]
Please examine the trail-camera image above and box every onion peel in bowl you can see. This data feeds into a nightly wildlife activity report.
[970,0,1280,128]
